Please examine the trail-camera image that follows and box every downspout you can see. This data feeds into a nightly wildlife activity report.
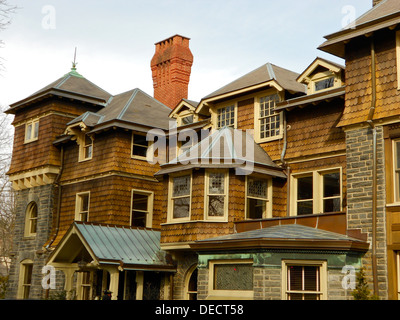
[45,145,64,250]
[280,110,291,216]
[366,35,378,297]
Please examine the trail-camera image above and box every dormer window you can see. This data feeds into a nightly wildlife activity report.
[314,77,334,92]
[181,114,194,125]
[216,104,236,129]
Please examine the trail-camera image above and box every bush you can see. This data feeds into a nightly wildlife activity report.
[0,275,8,299]
[351,267,378,300]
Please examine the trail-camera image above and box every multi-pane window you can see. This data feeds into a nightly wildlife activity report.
[217,105,235,128]
[181,115,194,126]
[294,169,341,216]
[171,175,191,219]
[25,119,39,143]
[83,135,93,160]
[246,177,269,219]
[394,140,400,202]
[80,271,92,300]
[284,261,326,300]
[76,192,90,222]
[259,94,281,140]
[132,134,149,158]
[206,171,227,219]
[131,191,152,228]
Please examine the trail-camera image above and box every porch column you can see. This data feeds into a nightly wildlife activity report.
[107,268,119,300]
[57,266,77,300]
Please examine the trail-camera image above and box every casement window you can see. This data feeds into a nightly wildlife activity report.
[169,174,192,220]
[254,93,282,143]
[131,190,153,228]
[292,169,342,216]
[24,202,38,237]
[24,119,39,143]
[208,260,253,299]
[18,260,33,299]
[132,133,149,159]
[205,170,228,220]
[75,192,90,222]
[393,139,400,202]
[282,260,327,300]
[79,135,93,161]
[246,176,272,219]
[216,104,236,129]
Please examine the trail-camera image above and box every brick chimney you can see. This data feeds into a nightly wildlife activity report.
[151,35,194,109]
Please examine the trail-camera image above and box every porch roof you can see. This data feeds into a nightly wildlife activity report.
[47,222,175,272]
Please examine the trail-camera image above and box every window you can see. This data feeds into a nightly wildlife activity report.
[25,119,39,143]
[292,169,342,216]
[131,190,153,228]
[393,140,400,202]
[208,260,253,299]
[170,174,191,220]
[283,260,327,300]
[314,77,334,91]
[18,260,33,299]
[181,115,194,126]
[217,105,235,128]
[185,265,198,300]
[24,202,38,237]
[79,271,92,300]
[257,94,281,141]
[132,133,149,159]
[205,170,228,220]
[246,177,271,219]
[75,192,90,222]
[78,135,93,161]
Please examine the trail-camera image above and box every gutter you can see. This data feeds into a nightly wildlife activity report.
[45,145,64,251]
[279,110,291,217]
[366,35,378,297]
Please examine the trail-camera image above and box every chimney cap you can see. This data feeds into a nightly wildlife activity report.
[154,34,191,45]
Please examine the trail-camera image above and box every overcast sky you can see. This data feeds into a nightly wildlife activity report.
[0,0,372,108]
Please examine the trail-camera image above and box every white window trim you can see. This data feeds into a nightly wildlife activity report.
[290,167,342,216]
[17,259,33,299]
[24,119,39,143]
[212,102,237,130]
[204,169,229,221]
[245,176,272,219]
[168,172,192,223]
[131,132,149,160]
[254,90,284,143]
[281,259,327,300]
[208,259,254,300]
[75,191,90,222]
[130,189,154,228]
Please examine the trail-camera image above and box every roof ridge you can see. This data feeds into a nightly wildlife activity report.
[117,88,139,120]
[266,63,276,80]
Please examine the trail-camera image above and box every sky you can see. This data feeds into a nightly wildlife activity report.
[0,0,373,108]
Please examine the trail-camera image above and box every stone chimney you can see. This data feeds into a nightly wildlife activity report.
[151,35,194,109]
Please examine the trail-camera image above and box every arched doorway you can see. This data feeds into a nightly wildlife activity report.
[185,264,198,300]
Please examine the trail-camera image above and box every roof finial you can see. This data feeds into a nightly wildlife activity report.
[71,47,77,71]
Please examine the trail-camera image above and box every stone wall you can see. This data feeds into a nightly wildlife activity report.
[345,126,388,298]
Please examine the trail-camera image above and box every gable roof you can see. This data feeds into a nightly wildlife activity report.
[47,222,175,272]
[191,224,369,252]
[201,63,306,101]
[6,68,112,113]
[155,127,286,178]
[319,0,400,57]
[296,57,345,84]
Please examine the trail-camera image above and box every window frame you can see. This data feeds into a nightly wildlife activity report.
[168,172,192,222]
[17,259,34,299]
[208,259,254,299]
[291,168,342,216]
[78,134,94,162]
[213,102,237,129]
[130,189,154,228]
[24,202,38,237]
[245,175,272,219]
[131,133,149,160]
[75,191,90,222]
[282,260,327,300]
[24,119,39,143]
[204,169,229,221]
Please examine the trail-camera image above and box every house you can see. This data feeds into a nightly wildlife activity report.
[5,0,400,300]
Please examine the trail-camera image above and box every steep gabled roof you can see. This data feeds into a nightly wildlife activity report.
[319,0,400,57]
